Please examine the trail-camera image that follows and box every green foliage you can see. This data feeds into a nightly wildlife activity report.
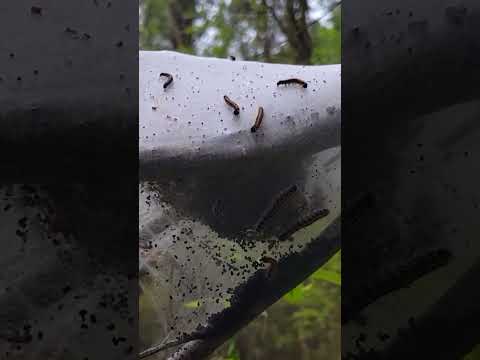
[226,339,241,360]
[464,344,480,360]
[211,251,341,359]
[284,283,313,304]
[312,268,341,286]
[140,0,341,65]
[282,251,340,341]
[207,1,236,58]
[311,8,341,65]
[139,0,170,50]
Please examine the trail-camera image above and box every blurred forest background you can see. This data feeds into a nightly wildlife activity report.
[139,0,341,359]
[140,0,340,65]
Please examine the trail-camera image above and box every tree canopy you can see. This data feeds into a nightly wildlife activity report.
[140,0,340,65]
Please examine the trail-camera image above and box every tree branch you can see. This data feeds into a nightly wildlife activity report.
[162,218,341,360]
[262,0,289,36]
[307,1,341,27]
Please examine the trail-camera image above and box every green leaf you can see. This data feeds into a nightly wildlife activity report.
[283,283,312,304]
[292,308,323,321]
[225,339,240,360]
[312,269,341,286]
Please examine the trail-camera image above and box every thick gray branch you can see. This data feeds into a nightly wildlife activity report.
[165,218,340,360]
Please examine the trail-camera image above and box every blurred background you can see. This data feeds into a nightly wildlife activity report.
[139,1,340,359]
[140,0,340,65]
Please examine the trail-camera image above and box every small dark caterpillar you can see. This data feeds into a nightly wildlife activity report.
[277,78,308,88]
[229,55,236,61]
[278,208,330,241]
[160,72,173,89]
[255,185,298,232]
[260,256,278,278]
[223,95,240,115]
[251,106,264,133]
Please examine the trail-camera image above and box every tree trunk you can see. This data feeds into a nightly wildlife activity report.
[167,0,195,50]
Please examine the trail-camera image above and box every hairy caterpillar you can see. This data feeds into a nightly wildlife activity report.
[277,78,307,88]
[278,208,330,241]
[255,185,298,232]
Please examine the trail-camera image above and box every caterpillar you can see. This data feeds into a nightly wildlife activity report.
[260,256,278,278]
[261,256,277,265]
[278,208,330,241]
[255,184,298,232]
[160,72,173,89]
[251,106,264,133]
[277,78,307,88]
[223,95,240,115]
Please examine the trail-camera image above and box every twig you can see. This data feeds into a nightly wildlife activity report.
[308,1,342,27]
[258,1,341,56]
[139,336,200,358]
